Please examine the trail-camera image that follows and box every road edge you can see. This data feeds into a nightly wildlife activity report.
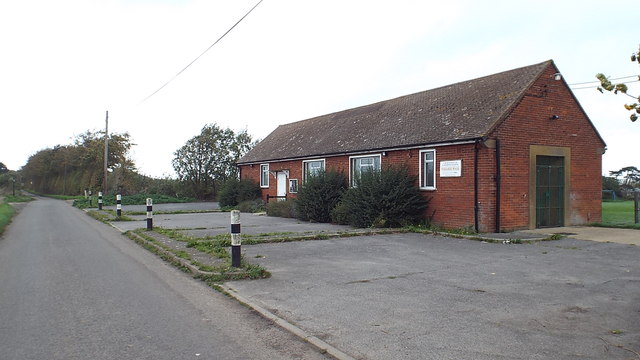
[216,283,357,360]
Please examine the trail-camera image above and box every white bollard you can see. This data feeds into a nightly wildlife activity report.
[116,194,122,217]
[230,210,241,267]
[146,198,153,230]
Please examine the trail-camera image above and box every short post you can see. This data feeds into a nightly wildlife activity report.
[634,191,639,224]
[89,190,92,206]
[98,192,103,210]
[116,194,122,217]
[146,198,153,230]
[230,210,241,268]
[84,189,88,199]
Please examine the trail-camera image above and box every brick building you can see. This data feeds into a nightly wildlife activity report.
[237,60,606,232]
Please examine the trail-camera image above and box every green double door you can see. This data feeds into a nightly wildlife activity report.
[536,156,564,228]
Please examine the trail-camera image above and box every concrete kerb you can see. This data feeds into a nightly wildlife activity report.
[78,206,568,360]
[216,283,357,360]
[89,209,358,359]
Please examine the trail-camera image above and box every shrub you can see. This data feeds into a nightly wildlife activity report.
[332,167,429,228]
[266,199,296,218]
[237,199,265,213]
[295,170,347,222]
[218,178,261,207]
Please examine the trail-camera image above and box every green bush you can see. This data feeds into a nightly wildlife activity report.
[332,167,429,228]
[237,199,265,213]
[295,170,347,222]
[266,199,296,218]
[218,178,261,207]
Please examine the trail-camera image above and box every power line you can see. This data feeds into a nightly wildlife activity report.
[571,79,640,90]
[568,75,638,86]
[140,0,264,103]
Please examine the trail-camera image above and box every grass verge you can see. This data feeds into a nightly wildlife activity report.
[154,226,402,248]
[128,228,270,282]
[5,194,34,203]
[0,202,15,236]
[86,209,135,223]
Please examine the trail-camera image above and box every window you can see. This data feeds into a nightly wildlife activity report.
[350,154,381,186]
[420,150,436,190]
[303,159,325,181]
[260,164,269,188]
[289,179,298,193]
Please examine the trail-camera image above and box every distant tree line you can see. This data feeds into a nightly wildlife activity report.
[19,130,135,195]
[14,123,256,200]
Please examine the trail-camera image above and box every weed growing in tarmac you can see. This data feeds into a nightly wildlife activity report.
[128,229,270,282]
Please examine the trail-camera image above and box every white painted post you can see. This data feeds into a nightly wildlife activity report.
[146,198,153,230]
[116,194,122,217]
[230,210,241,267]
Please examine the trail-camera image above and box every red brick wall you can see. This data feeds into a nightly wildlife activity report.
[239,64,605,231]
[489,64,605,230]
[240,146,480,229]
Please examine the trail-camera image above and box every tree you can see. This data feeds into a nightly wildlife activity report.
[596,45,640,122]
[0,162,8,174]
[602,176,620,192]
[20,130,134,194]
[172,124,254,199]
[609,166,640,189]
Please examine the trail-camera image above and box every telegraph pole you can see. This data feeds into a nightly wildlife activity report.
[103,110,109,194]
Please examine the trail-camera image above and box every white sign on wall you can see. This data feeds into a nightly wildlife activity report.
[440,160,462,177]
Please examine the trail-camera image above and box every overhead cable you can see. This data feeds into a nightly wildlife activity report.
[140,0,264,103]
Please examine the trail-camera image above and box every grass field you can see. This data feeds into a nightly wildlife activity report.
[600,200,640,229]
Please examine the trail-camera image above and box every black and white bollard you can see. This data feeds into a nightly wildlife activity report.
[89,190,93,207]
[98,192,103,210]
[146,198,153,230]
[116,194,122,217]
[230,210,241,268]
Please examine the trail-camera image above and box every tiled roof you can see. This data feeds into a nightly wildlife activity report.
[238,60,552,164]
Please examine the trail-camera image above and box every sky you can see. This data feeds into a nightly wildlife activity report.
[1,0,638,178]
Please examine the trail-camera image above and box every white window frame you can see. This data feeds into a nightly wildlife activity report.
[302,159,325,182]
[289,179,298,193]
[419,149,436,190]
[349,154,382,187]
[260,163,269,188]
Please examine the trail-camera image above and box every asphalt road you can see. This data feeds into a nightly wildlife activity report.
[229,233,640,360]
[0,197,328,360]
